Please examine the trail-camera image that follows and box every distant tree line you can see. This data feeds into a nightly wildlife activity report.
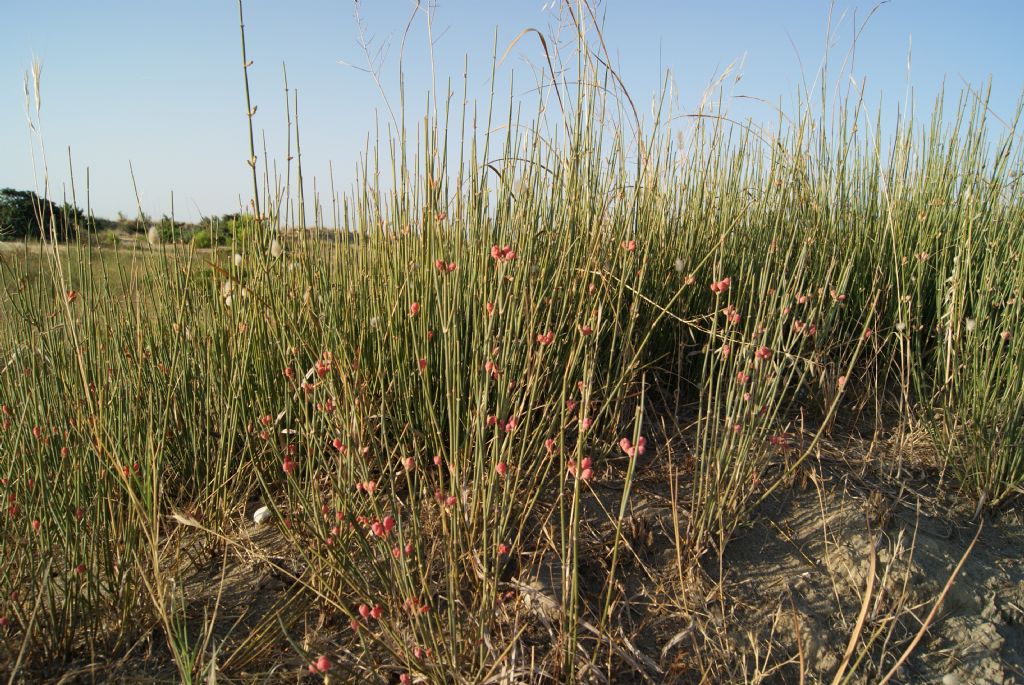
[0,188,89,240]
[0,187,254,247]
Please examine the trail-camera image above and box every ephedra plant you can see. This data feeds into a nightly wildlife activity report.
[0,2,1022,681]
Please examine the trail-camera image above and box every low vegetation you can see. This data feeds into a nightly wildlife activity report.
[1,5,1022,683]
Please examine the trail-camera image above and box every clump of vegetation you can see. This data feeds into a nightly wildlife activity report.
[0,188,85,241]
[0,196,250,250]
[1,3,1022,683]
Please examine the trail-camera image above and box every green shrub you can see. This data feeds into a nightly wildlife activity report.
[190,229,215,249]
[0,188,85,241]
[95,229,120,247]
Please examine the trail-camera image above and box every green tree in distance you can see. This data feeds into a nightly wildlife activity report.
[0,188,85,241]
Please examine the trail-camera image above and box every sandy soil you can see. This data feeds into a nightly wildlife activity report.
[721,467,1024,684]
[43,436,1022,684]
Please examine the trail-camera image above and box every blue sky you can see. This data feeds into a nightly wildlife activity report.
[2,1,1022,222]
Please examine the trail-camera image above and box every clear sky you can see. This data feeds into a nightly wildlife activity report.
[2,1,1022,222]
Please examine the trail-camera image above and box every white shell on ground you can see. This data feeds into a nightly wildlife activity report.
[253,506,272,525]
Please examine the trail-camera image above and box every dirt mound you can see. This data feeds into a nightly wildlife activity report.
[723,473,1024,684]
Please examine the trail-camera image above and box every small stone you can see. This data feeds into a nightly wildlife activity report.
[942,673,962,685]
[253,506,271,526]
